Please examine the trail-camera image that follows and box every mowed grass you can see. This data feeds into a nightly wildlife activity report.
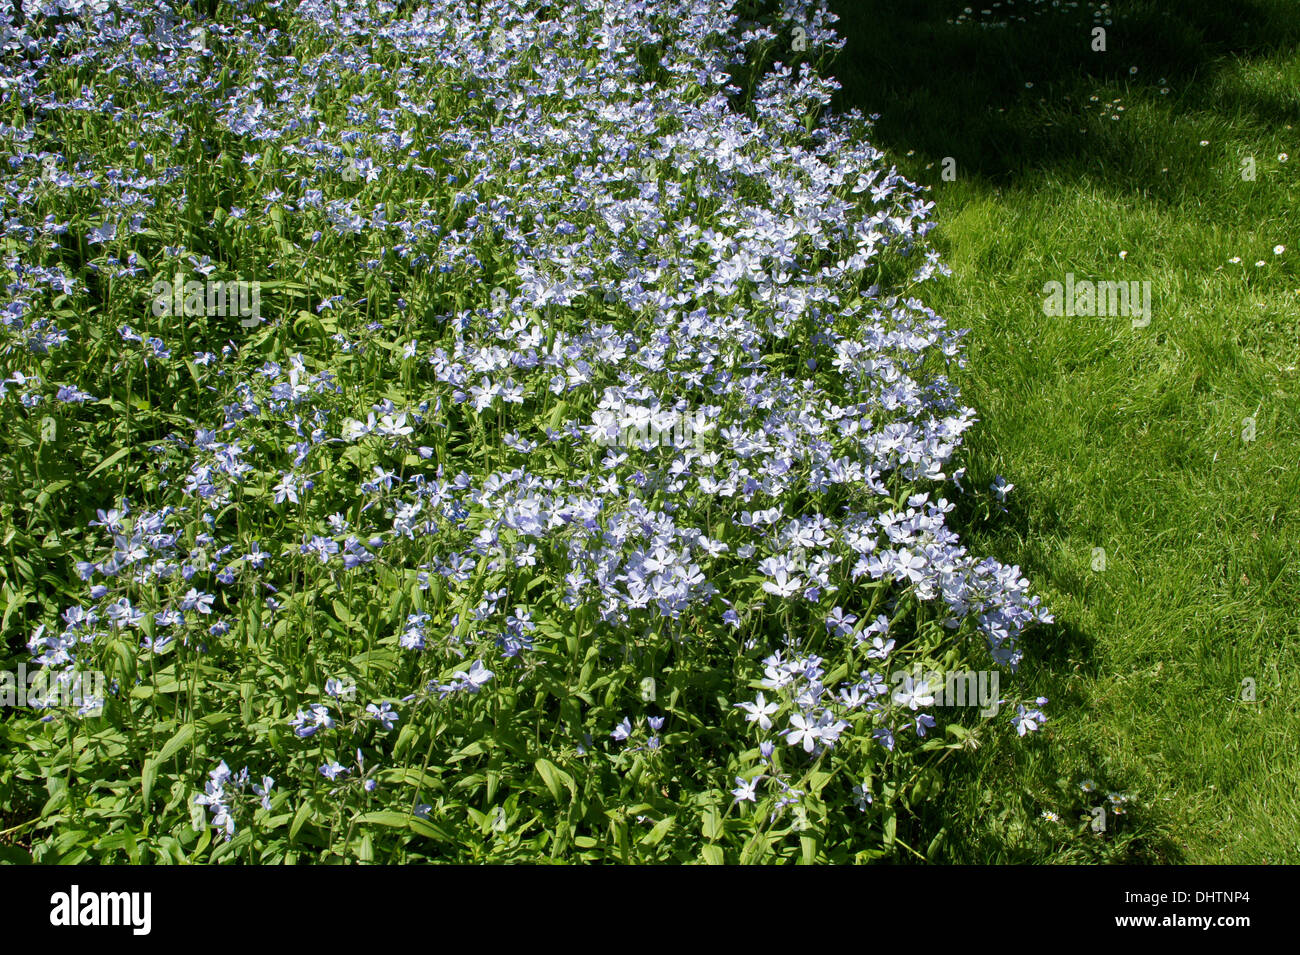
[828,0,1300,862]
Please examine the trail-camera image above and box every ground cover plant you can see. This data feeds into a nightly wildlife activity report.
[0,0,1063,864]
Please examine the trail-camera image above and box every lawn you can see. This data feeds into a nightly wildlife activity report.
[828,0,1300,862]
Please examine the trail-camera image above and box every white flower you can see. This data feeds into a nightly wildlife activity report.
[784,712,820,753]
[892,674,935,710]
[893,548,927,584]
[610,717,632,741]
[865,635,895,660]
[731,776,760,803]
[342,417,371,441]
[761,568,803,598]
[459,660,494,691]
[376,412,413,437]
[735,692,779,731]
[272,473,299,504]
[618,404,653,431]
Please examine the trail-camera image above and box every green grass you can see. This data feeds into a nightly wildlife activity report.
[827,0,1300,862]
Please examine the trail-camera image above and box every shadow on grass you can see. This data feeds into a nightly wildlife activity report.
[794,0,1300,860]
[825,0,1300,189]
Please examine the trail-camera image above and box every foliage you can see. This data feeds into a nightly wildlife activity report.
[0,0,1052,863]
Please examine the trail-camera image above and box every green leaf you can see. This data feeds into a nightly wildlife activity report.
[141,758,159,804]
[449,739,490,762]
[534,758,574,803]
[378,768,445,792]
[142,723,194,803]
[156,723,194,764]
[290,800,315,842]
[0,845,32,864]
[640,815,675,846]
[354,810,450,842]
[86,446,130,479]
[926,827,946,861]
[331,599,357,631]
[701,806,722,840]
[800,834,817,865]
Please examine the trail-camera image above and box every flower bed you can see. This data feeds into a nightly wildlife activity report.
[0,0,1050,863]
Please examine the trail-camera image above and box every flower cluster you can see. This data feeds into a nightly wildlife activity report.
[0,0,1050,861]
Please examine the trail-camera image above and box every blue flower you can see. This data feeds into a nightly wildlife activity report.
[732,775,760,803]
[610,717,632,742]
[320,761,348,781]
[367,701,399,730]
